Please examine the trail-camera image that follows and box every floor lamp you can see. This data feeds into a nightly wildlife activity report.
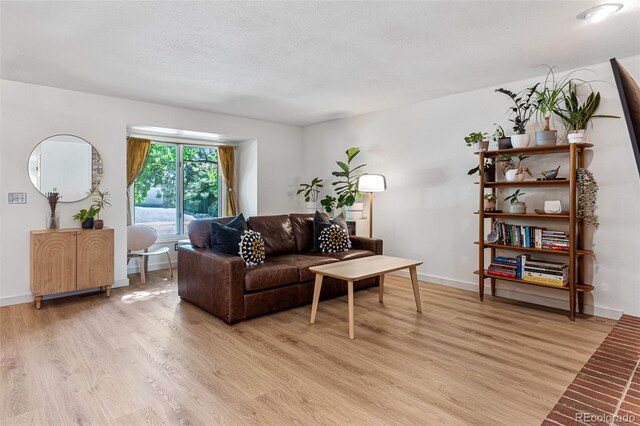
[357,174,387,237]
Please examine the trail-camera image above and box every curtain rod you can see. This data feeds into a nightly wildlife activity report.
[128,133,239,149]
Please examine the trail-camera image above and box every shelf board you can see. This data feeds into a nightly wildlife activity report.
[474,270,594,292]
[474,211,571,220]
[475,143,593,158]
[475,180,569,188]
[474,241,592,256]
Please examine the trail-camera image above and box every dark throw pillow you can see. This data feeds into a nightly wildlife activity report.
[239,230,266,266]
[319,224,351,253]
[312,211,349,252]
[210,214,248,255]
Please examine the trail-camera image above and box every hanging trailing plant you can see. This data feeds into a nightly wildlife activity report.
[577,168,599,228]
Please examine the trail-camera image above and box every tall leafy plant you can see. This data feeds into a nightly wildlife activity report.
[296,178,323,202]
[495,83,540,134]
[332,147,366,208]
[535,66,578,131]
[554,83,618,132]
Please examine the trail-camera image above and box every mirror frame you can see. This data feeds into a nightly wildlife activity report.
[27,134,103,203]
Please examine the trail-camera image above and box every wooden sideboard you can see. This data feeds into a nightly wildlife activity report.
[30,228,114,309]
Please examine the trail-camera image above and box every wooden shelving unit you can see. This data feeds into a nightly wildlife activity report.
[476,143,594,321]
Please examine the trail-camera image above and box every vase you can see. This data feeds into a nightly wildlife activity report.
[81,218,94,229]
[509,202,526,214]
[535,130,558,146]
[510,134,530,148]
[483,164,495,182]
[484,200,496,211]
[568,130,585,144]
[497,137,512,150]
[94,219,104,229]
[476,140,489,152]
[345,203,364,220]
[304,201,320,213]
[46,212,60,229]
[505,169,525,182]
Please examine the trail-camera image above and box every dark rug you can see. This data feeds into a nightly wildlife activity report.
[543,315,640,425]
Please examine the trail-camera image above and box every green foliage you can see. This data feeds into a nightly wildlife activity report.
[495,84,540,134]
[497,153,532,177]
[504,189,525,204]
[467,159,494,176]
[134,144,219,217]
[464,131,488,147]
[332,147,366,208]
[91,188,111,219]
[484,193,497,201]
[535,66,578,130]
[297,177,323,202]
[320,195,337,213]
[554,83,619,132]
[73,206,99,222]
[491,124,505,142]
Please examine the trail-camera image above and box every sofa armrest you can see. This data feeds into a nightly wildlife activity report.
[178,246,245,324]
[350,236,383,255]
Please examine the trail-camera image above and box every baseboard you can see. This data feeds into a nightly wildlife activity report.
[390,270,622,320]
[127,259,177,275]
[0,278,130,307]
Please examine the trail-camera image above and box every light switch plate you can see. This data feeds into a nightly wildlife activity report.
[8,193,27,204]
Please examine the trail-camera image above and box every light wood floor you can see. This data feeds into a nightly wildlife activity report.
[1,270,615,425]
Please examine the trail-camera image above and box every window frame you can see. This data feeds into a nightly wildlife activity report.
[132,140,223,242]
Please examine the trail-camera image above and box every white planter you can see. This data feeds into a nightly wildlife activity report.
[510,134,530,148]
[509,202,526,214]
[505,169,525,182]
[567,130,585,144]
[345,202,364,220]
[304,201,320,213]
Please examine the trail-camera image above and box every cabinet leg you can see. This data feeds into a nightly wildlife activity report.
[578,292,584,315]
[35,296,42,309]
[105,286,112,298]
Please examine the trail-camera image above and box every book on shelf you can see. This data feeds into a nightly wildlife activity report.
[491,222,571,251]
[488,255,568,286]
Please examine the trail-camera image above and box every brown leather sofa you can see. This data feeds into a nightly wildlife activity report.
[178,213,383,324]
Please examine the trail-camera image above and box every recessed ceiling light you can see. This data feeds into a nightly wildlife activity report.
[577,3,623,23]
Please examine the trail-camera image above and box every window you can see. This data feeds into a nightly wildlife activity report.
[134,142,220,236]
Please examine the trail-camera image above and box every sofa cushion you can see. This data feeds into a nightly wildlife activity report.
[279,254,339,282]
[188,217,234,249]
[244,257,299,292]
[290,213,315,253]
[248,215,297,256]
[210,214,248,255]
[312,211,348,252]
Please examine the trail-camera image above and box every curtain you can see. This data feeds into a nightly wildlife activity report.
[218,146,238,216]
[126,137,151,225]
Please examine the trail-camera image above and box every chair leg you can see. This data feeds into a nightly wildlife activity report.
[139,257,146,284]
[166,252,174,277]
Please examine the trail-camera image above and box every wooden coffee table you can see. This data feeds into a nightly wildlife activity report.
[309,255,423,339]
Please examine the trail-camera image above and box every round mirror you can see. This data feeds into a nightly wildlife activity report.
[28,134,103,202]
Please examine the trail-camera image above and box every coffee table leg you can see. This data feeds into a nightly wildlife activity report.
[310,274,323,323]
[409,266,422,313]
[348,280,355,339]
[379,274,385,303]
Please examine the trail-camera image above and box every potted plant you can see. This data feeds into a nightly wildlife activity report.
[534,66,574,146]
[332,147,366,220]
[73,206,99,229]
[504,189,526,214]
[467,159,495,182]
[465,131,489,152]
[492,124,512,150]
[45,190,62,229]
[320,195,337,216]
[554,83,618,143]
[498,153,532,182]
[91,188,111,229]
[484,193,497,211]
[297,178,323,213]
[495,84,540,148]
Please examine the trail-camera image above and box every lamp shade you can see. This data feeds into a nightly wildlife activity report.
[357,174,387,192]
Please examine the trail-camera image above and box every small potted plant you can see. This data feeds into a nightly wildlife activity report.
[484,193,497,211]
[45,190,62,229]
[467,159,495,182]
[320,195,337,216]
[495,84,540,148]
[504,189,526,214]
[554,83,618,143]
[465,131,489,152]
[332,147,366,220]
[498,153,532,182]
[73,206,99,229]
[492,124,512,150]
[297,178,323,212]
[534,66,573,146]
[91,188,111,229]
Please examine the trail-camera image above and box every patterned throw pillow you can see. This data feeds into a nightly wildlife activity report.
[238,230,266,266]
[319,224,351,253]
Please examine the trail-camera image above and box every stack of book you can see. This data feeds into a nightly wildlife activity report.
[522,257,568,287]
[541,230,570,251]
[487,257,517,279]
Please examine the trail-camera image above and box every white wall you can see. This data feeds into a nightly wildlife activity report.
[0,80,304,306]
[302,56,640,318]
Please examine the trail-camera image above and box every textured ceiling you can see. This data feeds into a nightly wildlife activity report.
[2,1,639,126]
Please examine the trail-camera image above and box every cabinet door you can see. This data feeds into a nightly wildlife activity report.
[31,231,76,296]
[76,229,114,290]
